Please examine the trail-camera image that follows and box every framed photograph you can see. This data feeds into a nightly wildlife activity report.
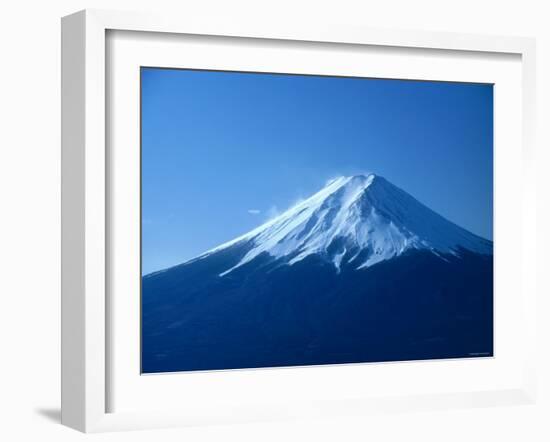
[61,9,538,432]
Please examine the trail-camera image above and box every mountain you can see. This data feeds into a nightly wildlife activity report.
[191,174,492,275]
[142,174,493,373]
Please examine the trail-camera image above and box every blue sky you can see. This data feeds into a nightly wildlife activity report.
[141,68,493,275]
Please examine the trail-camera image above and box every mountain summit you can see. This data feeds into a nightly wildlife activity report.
[192,173,492,277]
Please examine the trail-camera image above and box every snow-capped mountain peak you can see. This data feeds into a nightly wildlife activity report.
[197,173,492,276]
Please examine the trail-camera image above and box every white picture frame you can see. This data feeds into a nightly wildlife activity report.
[61,9,538,433]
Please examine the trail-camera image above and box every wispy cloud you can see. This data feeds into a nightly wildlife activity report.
[265,205,280,220]
[324,176,342,186]
[247,209,261,215]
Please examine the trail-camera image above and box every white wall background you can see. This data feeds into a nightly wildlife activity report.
[0,1,548,440]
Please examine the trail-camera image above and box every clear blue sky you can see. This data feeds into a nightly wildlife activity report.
[141,68,493,275]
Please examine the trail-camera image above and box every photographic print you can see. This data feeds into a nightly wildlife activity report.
[141,68,493,374]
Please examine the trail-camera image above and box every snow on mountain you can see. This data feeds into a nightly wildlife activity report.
[195,173,493,276]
